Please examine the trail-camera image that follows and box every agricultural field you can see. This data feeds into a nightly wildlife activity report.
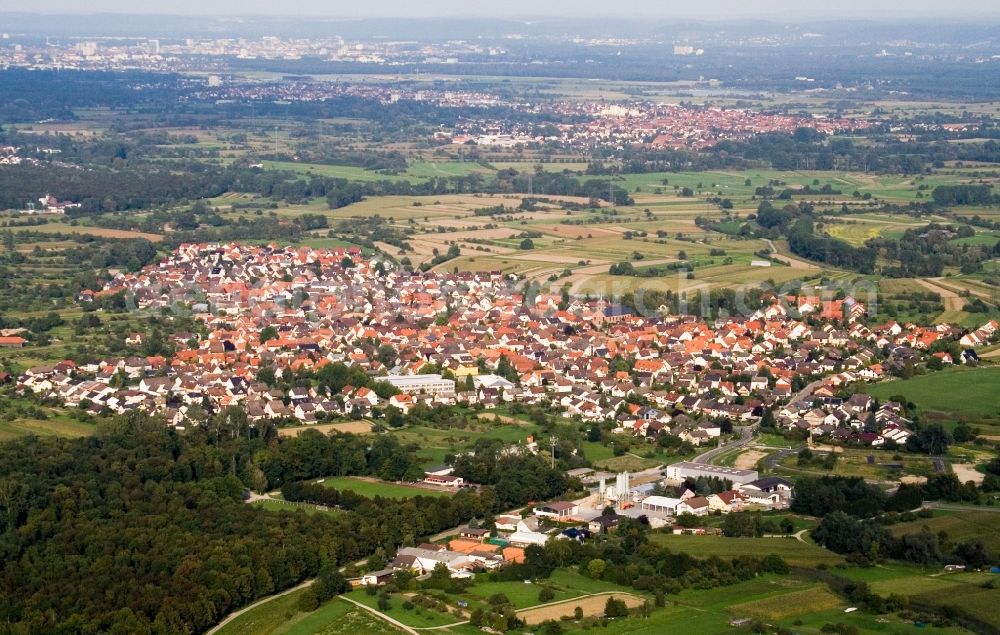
[190,161,998,299]
[277,421,375,437]
[517,593,646,624]
[215,592,403,635]
[835,561,1000,630]
[2,219,165,242]
[545,573,970,635]
[648,533,844,568]
[886,509,1000,554]
[223,560,980,635]
[864,367,1000,433]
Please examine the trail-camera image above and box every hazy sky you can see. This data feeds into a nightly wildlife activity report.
[2,0,999,19]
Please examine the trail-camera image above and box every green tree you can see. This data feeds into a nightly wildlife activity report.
[298,588,319,612]
[586,558,606,579]
[604,597,629,618]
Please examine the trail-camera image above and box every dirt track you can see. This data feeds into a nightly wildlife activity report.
[912,278,963,313]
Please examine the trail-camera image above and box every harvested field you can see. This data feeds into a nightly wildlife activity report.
[11,223,164,242]
[951,463,985,484]
[536,224,620,239]
[913,278,963,322]
[414,227,521,241]
[277,421,374,437]
[504,253,596,265]
[516,593,645,625]
[735,450,767,470]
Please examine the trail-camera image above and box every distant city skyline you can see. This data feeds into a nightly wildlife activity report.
[1,0,999,20]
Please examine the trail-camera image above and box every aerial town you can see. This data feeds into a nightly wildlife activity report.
[4,9,1000,635]
[20,243,989,450]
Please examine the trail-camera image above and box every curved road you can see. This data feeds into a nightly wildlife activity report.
[692,425,755,465]
[692,378,826,466]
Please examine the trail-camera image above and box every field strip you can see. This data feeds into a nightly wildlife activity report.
[516,591,646,624]
[929,277,991,301]
[278,421,374,436]
[912,278,964,313]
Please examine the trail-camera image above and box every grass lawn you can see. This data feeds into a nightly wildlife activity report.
[649,534,843,567]
[580,440,617,462]
[865,367,1000,431]
[319,476,452,499]
[389,422,539,468]
[0,416,96,442]
[593,454,662,472]
[249,499,342,517]
[779,447,937,481]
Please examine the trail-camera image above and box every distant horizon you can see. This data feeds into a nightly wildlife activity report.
[1,0,999,22]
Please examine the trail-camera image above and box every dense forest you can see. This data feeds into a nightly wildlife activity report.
[0,412,549,634]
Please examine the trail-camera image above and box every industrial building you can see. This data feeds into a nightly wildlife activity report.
[664,461,759,486]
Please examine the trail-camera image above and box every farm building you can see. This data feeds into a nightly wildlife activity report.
[0,336,27,349]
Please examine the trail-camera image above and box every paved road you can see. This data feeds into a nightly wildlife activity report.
[789,378,827,405]
[689,378,825,467]
[692,425,755,465]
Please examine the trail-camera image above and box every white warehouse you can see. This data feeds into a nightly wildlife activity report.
[664,461,759,486]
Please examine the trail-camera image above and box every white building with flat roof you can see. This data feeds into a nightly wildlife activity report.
[385,374,456,396]
[639,496,684,514]
[664,461,759,486]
